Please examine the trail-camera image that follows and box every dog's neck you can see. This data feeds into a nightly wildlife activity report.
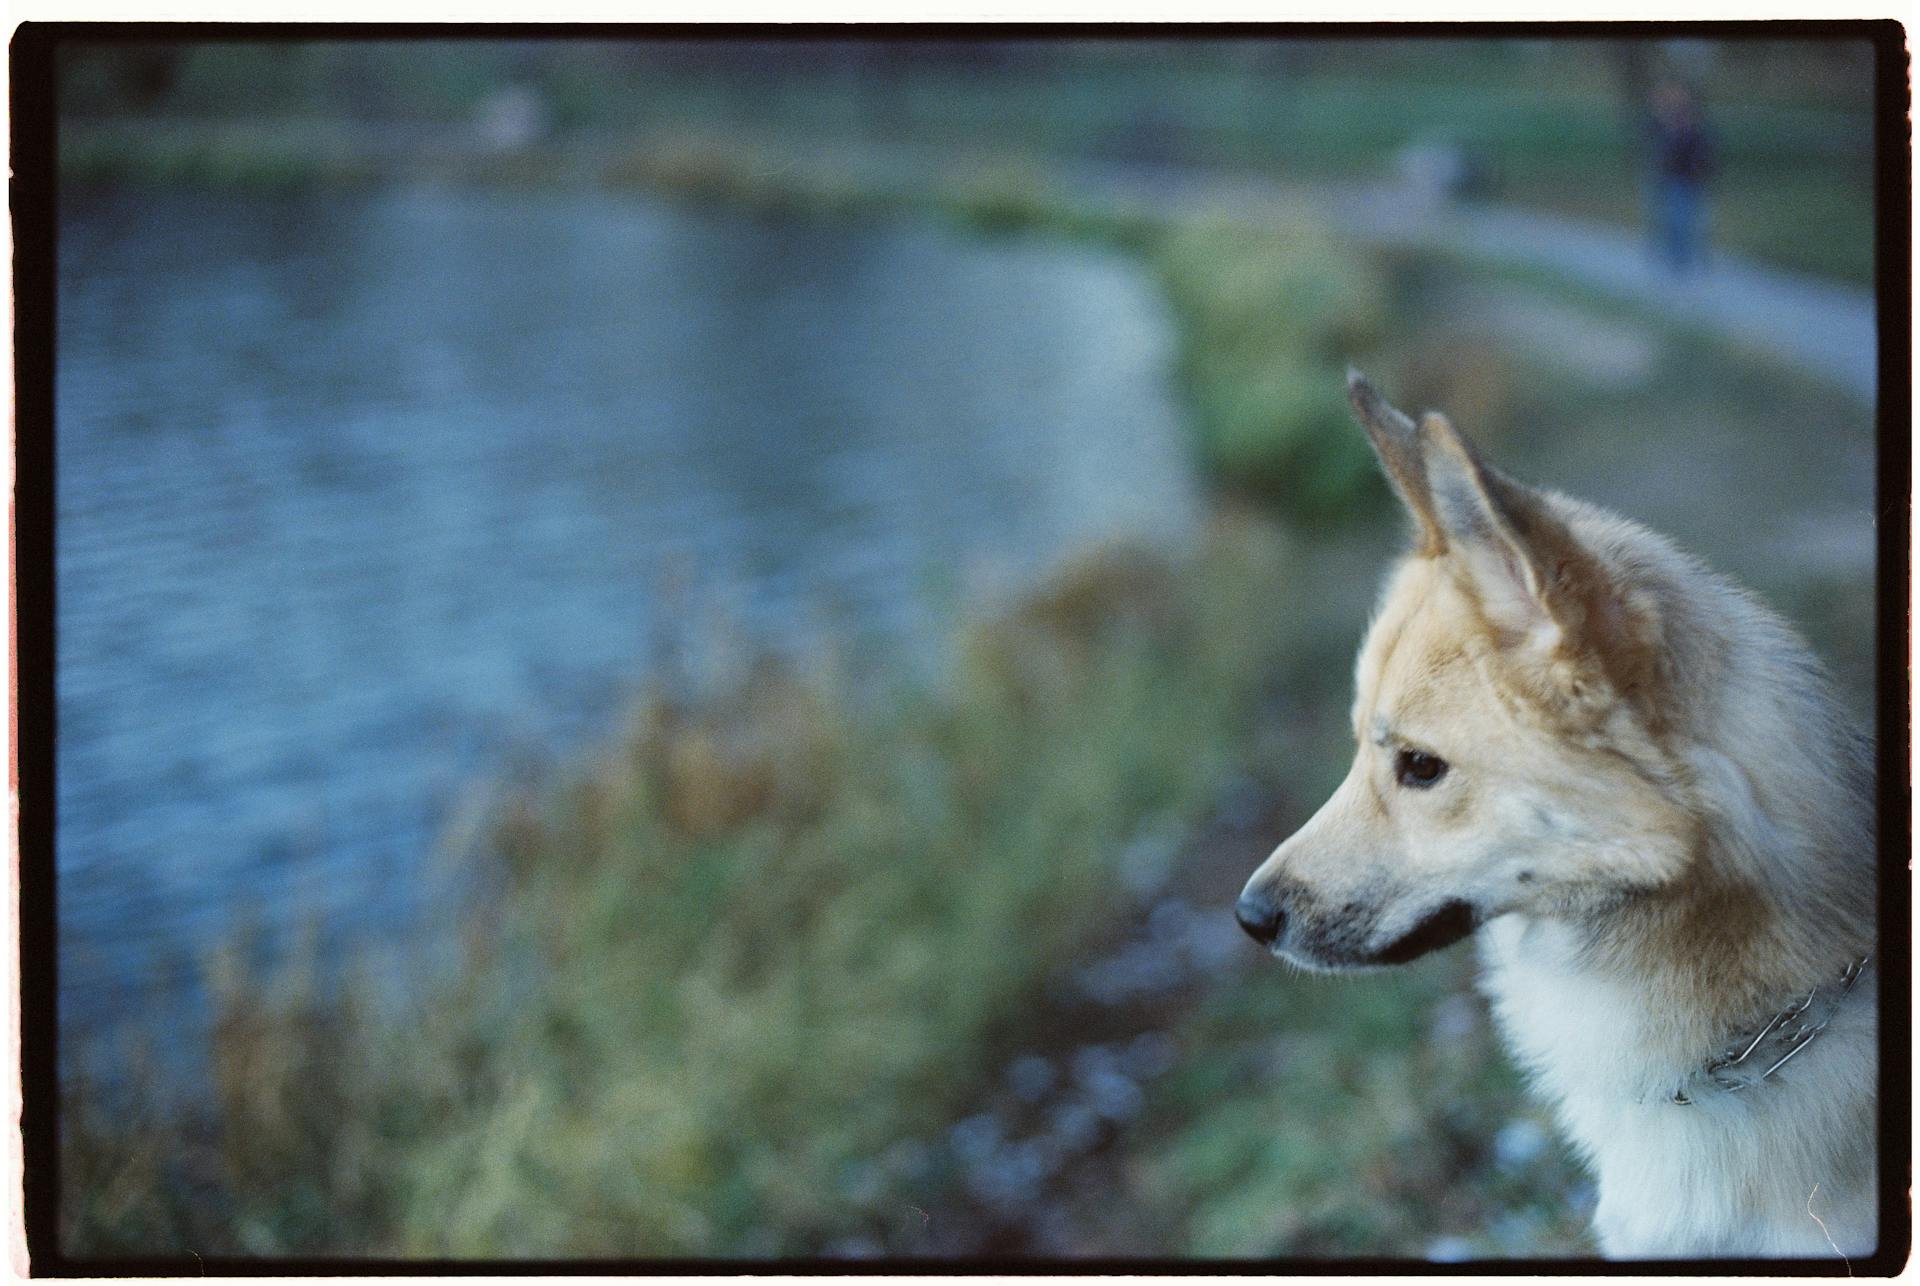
[1480,745,1876,1106]
[1479,913,1871,1111]
[1663,952,1871,1105]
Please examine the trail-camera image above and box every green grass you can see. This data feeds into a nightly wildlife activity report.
[61,521,1315,1258]
[60,121,385,191]
[1496,163,1876,286]
[1129,953,1594,1258]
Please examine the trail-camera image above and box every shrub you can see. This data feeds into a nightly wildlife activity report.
[1152,215,1390,521]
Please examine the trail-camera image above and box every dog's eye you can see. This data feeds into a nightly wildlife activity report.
[1395,749,1449,788]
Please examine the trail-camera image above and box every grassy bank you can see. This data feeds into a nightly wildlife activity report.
[63,519,1315,1257]
[61,509,1612,1261]
[1118,953,1595,1257]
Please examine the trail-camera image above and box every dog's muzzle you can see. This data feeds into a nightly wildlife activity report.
[1234,881,1479,967]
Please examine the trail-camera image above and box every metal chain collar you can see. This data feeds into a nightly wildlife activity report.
[1668,955,1872,1106]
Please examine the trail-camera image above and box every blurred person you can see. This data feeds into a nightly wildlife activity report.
[1644,78,1716,276]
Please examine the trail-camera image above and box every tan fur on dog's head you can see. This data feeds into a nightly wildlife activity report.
[1238,373,1711,971]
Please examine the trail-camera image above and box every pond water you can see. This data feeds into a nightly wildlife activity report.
[55,186,1200,1060]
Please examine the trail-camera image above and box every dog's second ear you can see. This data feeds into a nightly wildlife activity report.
[1415,409,1582,651]
[1413,410,1635,679]
[1347,372,1616,662]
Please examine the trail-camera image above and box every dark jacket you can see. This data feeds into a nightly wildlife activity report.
[1651,119,1714,183]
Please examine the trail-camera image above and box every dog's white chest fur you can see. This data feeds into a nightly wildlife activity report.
[1478,916,1878,1258]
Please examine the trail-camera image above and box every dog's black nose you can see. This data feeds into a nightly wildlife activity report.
[1235,889,1284,946]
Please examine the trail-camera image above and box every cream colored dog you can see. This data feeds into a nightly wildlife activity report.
[1235,374,1877,1259]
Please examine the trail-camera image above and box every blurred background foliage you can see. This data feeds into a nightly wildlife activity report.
[61,38,1876,281]
[52,34,1877,1263]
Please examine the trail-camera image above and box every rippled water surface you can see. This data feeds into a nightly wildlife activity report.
[56,187,1200,1053]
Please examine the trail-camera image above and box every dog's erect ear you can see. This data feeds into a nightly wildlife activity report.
[1415,409,1613,658]
[1348,370,1616,659]
[1349,374,1658,709]
[1348,369,1445,556]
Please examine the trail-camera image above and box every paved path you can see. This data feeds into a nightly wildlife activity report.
[1042,158,1879,404]
[1332,185,1880,404]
